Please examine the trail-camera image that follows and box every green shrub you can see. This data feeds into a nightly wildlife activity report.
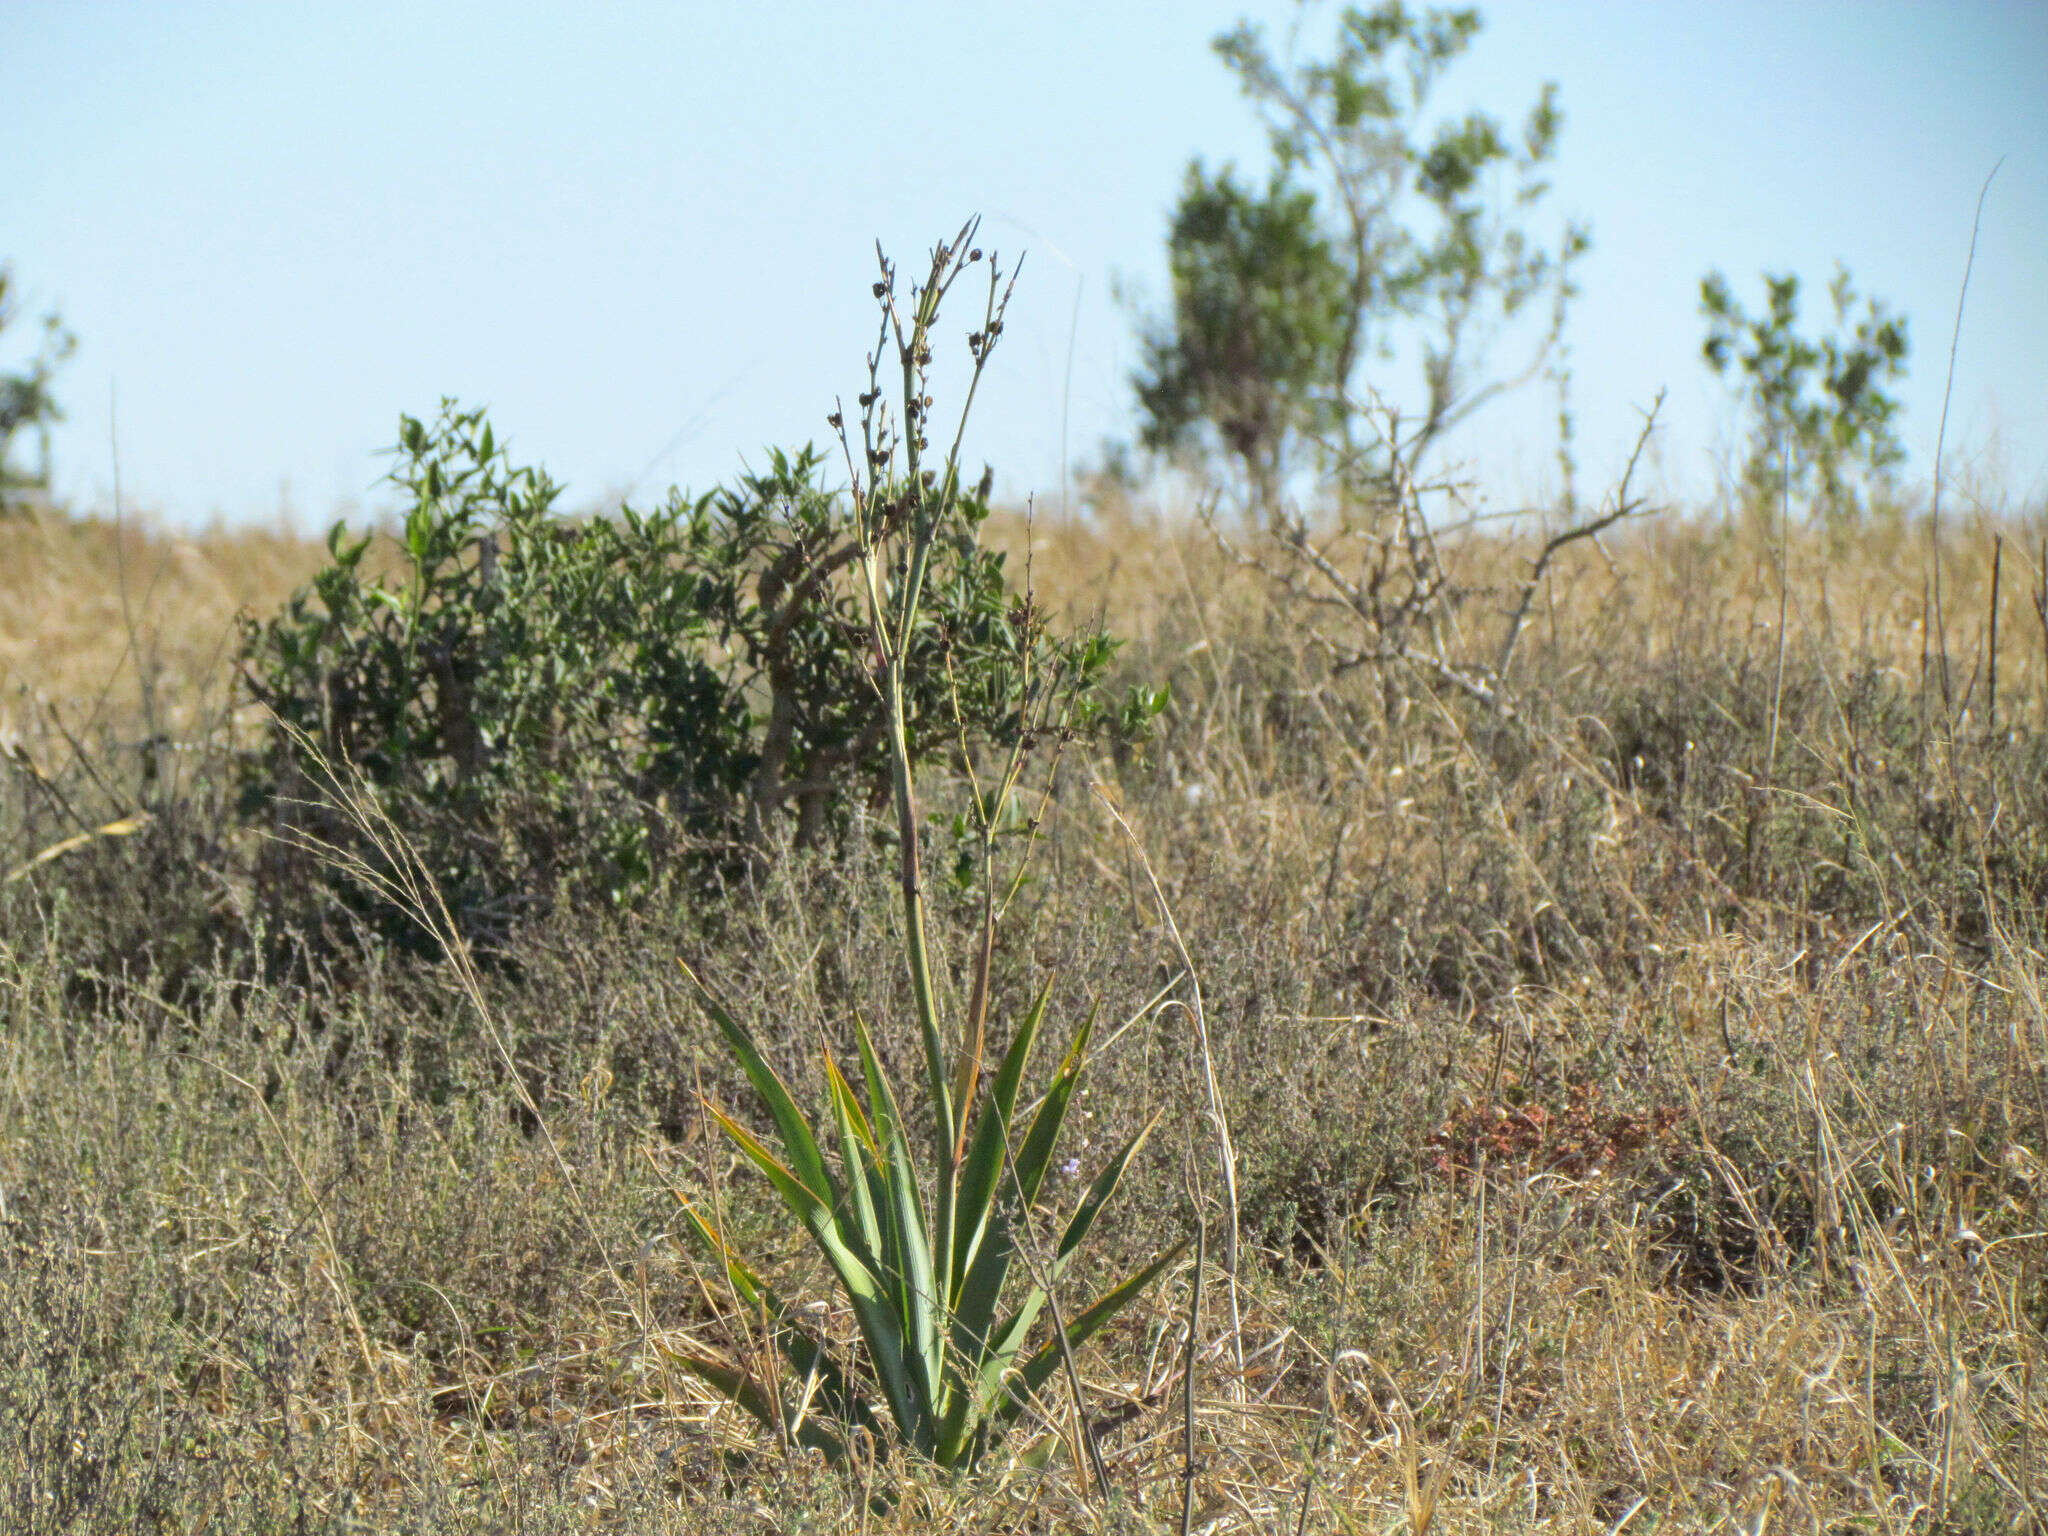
[237,400,1116,946]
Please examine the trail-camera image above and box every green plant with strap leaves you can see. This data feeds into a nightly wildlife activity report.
[669,221,1181,1474]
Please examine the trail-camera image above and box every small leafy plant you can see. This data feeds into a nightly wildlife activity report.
[239,407,748,942]
[671,223,1182,1472]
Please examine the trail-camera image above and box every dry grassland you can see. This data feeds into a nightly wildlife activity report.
[2,493,2046,1533]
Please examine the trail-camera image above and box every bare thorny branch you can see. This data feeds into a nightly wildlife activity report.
[1492,388,1663,681]
[1211,390,1663,722]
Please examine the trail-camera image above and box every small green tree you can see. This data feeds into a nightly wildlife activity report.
[1700,263,1909,522]
[1132,1,1586,514]
[0,265,76,516]
[1135,165,1352,513]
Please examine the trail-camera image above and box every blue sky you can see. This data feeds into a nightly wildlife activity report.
[4,1,2043,527]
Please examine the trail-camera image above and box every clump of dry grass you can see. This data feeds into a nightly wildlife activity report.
[0,511,321,734]
[2,493,2045,1531]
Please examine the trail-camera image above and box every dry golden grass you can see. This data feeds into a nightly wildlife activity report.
[2,494,2045,1532]
[0,511,324,750]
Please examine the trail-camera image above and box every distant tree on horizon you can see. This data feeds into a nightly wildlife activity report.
[1700,262,1909,523]
[1129,1,1587,517]
[0,263,75,517]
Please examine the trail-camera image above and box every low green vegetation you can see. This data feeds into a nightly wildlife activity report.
[664,229,1178,1475]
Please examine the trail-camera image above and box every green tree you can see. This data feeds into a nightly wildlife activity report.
[1700,263,1909,522]
[0,264,76,516]
[1135,165,1352,512]
[1132,1,1586,514]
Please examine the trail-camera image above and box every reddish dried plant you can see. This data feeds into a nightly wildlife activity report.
[1425,1081,1688,1183]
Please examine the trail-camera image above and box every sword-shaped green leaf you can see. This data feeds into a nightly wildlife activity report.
[950,1008,1092,1358]
[671,1193,881,1442]
[850,1011,942,1447]
[823,1052,886,1267]
[1011,1009,1096,1211]
[680,959,834,1204]
[995,1239,1190,1427]
[958,1111,1164,1434]
[959,1261,1043,1444]
[1053,1111,1162,1268]
[657,1336,850,1465]
[936,986,1061,1460]
[950,979,1053,1299]
[702,1102,921,1439]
